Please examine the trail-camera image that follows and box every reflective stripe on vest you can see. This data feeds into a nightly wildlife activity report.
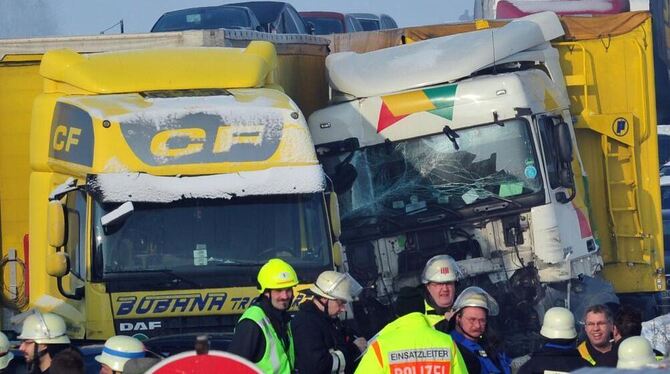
[240,305,294,373]
[577,341,596,366]
[329,349,346,374]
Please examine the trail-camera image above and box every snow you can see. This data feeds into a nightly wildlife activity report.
[658,125,670,136]
[642,313,670,354]
[326,11,564,98]
[509,1,615,13]
[89,164,326,203]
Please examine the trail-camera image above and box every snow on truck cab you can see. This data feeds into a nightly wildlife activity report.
[310,10,665,349]
[28,42,338,340]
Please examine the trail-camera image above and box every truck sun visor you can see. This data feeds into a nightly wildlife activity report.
[87,165,326,203]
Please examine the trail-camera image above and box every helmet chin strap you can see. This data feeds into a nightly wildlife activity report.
[27,344,47,374]
[457,316,483,341]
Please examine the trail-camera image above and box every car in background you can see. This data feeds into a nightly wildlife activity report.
[348,13,398,31]
[300,11,364,34]
[662,161,670,177]
[228,1,310,34]
[151,5,262,32]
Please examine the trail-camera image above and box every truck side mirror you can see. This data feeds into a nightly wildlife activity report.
[556,122,573,163]
[47,200,66,248]
[47,252,70,277]
[332,241,344,268]
[329,192,341,240]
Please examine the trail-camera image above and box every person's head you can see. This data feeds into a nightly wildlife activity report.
[617,336,656,369]
[18,310,71,370]
[421,255,460,309]
[583,304,614,350]
[613,305,642,342]
[452,286,498,341]
[257,258,299,311]
[308,271,363,318]
[50,348,84,374]
[540,307,577,340]
[95,335,145,374]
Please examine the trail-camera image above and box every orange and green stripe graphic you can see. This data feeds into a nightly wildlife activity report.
[377,83,458,133]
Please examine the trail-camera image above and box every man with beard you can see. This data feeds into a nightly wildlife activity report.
[437,287,511,374]
[293,271,367,374]
[17,311,71,374]
[421,255,460,325]
[578,304,617,367]
[229,258,298,373]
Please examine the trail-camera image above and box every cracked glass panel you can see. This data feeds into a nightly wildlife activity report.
[322,119,542,226]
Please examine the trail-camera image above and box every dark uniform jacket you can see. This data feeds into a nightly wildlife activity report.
[228,296,292,364]
[292,301,361,374]
[579,339,618,367]
[519,341,591,374]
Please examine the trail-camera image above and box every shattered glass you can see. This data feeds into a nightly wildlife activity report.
[322,119,543,226]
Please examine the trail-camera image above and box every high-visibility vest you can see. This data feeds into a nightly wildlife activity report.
[424,300,454,326]
[355,312,468,374]
[239,305,295,374]
[577,341,596,366]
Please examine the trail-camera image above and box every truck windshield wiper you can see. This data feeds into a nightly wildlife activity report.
[149,269,202,288]
[344,214,404,230]
[212,259,263,266]
[473,193,523,213]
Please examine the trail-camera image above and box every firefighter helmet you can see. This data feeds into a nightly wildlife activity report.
[95,335,145,372]
[309,271,363,302]
[257,258,299,293]
[17,310,71,345]
[421,255,460,284]
[540,307,577,339]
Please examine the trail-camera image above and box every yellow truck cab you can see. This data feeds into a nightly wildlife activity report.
[24,42,335,341]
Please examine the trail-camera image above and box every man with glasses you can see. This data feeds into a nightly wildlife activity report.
[17,310,71,374]
[292,270,367,374]
[438,287,511,374]
[420,255,461,325]
[578,304,617,367]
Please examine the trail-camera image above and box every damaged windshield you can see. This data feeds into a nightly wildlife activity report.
[92,193,331,285]
[322,119,543,229]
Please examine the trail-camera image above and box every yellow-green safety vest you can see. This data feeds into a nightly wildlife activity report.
[239,305,295,374]
[355,312,468,374]
[424,300,446,326]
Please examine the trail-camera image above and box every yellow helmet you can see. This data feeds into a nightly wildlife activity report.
[257,258,299,293]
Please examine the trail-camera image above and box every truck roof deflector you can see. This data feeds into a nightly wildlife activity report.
[326,11,564,98]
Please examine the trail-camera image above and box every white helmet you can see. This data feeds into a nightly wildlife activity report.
[540,307,577,340]
[421,255,460,284]
[95,335,145,372]
[17,311,71,344]
[617,336,656,369]
[309,271,363,303]
[0,332,14,369]
[452,286,499,316]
